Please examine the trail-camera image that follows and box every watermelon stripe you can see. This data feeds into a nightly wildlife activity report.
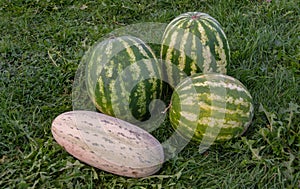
[197,93,252,109]
[193,80,249,93]
[198,117,242,129]
[178,27,190,71]
[180,111,199,122]
[190,33,199,74]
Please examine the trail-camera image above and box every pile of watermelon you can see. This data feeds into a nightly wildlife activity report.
[86,11,254,144]
[52,11,254,178]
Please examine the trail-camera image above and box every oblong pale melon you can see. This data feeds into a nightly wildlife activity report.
[51,111,164,178]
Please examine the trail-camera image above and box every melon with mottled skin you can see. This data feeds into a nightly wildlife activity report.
[169,73,254,143]
[51,111,164,178]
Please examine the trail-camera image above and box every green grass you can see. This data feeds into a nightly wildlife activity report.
[0,0,299,188]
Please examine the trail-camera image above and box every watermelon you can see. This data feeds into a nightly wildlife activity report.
[161,12,230,87]
[85,35,164,124]
[169,73,254,144]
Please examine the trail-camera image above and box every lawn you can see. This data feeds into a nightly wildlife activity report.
[0,0,299,188]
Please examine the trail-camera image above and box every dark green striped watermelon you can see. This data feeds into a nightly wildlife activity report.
[161,12,230,87]
[169,73,253,143]
[85,35,163,123]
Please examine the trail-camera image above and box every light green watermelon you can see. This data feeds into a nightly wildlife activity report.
[169,73,254,143]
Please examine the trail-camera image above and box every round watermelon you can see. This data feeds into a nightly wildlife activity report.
[169,73,254,143]
[85,35,164,123]
[161,12,230,87]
